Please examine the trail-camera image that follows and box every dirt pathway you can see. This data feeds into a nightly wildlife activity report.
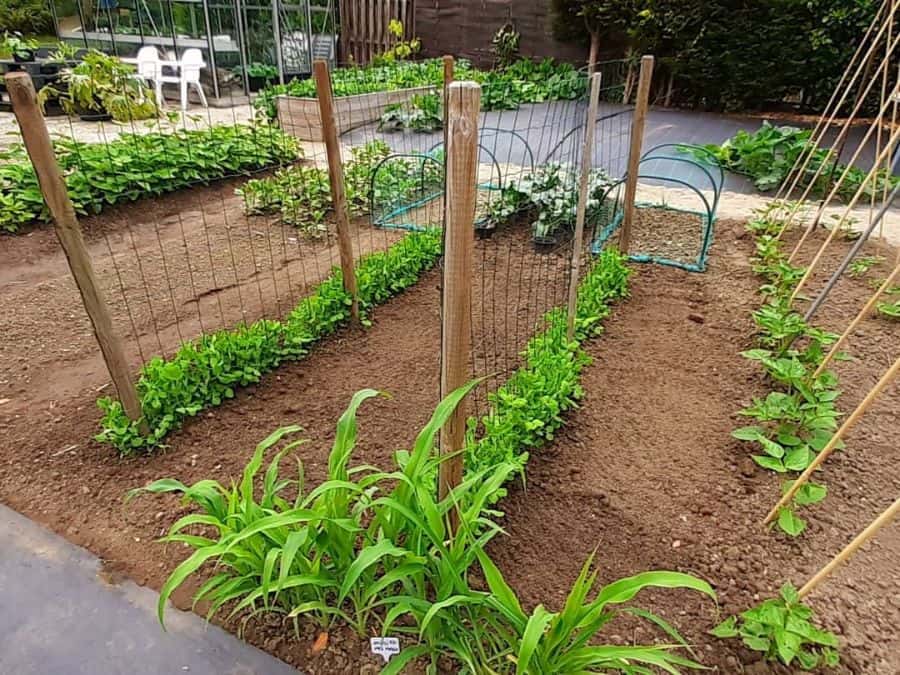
[489,224,900,674]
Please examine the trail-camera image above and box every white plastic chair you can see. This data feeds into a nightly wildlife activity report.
[135,46,161,104]
[155,48,208,111]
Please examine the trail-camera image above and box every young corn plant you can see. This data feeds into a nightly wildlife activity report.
[130,382,519,639]
[711,583,839,671]
[384,549,716,674]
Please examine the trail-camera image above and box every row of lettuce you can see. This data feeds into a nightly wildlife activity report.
[252,57,587,119]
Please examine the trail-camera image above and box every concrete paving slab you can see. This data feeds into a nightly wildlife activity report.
[0,504,298,675]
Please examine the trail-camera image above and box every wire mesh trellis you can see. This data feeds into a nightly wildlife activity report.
[2,50,642,443]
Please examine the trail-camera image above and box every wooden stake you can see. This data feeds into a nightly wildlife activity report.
[764,355,900,525]
[619,55,654,253]
[799,496,900,599]
[314,59,359,321]
[566,72,602,342]
[587,31,599,75]
[814,263,900,378]
[438,81,480,509]
[5,71,145,431]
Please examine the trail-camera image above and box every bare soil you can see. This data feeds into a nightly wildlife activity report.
[1,204,898,674]
[489,222,900,674]
[628,205,707,266]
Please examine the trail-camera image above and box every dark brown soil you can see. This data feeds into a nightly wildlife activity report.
[0,179,405,415]
[1,205,898,674]
[489,221,900,674]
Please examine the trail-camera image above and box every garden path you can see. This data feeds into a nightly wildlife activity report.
[0,502,300,675]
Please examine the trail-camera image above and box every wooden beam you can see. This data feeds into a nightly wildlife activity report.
[314,60,360,322]
[5,71,145,431]
[566,72,602,342]
[619,55,654,253]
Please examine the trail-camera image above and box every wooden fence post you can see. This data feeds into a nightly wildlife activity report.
[314,59,360,322]
[439,81,481,510]
[5,71,145,430]
[799,496,900,599]
[566,72,603,342]
[619,55,654,253]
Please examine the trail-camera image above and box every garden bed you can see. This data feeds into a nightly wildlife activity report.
[627,205,707,266]
[276,85,437,141]
[0,214,898,673]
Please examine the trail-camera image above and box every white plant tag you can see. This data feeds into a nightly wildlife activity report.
[370,636,401,663]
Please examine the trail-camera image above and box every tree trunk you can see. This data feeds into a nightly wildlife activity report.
[664,71,675,107]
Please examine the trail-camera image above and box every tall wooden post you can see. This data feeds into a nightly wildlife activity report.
[439,81,480,509]
[5,71,145,430]
[314,59,359,321]
[566,72,602,342]
[442,55,455,233]
[619,55,654,253]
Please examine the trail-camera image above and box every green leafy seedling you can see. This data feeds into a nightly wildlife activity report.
[711,583,840,670]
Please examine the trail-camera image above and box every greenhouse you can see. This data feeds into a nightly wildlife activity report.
[47,0,337,97]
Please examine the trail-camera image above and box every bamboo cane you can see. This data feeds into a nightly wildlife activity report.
[799,496,900,599]
[774,0,890,202]
[764,356,900,526]
[775,3,898,208]
[787,127,900,306]
[775,29,900,241]
[784,89,899,254]
[814,263,900,378]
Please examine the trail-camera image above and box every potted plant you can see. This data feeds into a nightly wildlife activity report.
[38,49,157,122]
[235,62,278,92]
[2,32,39,65]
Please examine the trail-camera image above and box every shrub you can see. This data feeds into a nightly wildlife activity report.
[0,123,300,233]
[0,0,53,35]
[552,0,879,113]
[693,123,900,198]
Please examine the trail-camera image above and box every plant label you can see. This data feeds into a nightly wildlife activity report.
[370,636,400,662]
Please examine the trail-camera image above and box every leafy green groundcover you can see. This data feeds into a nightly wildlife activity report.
[98,229,443,453]
[254,57,586,119]
[0,123,299,233]
[466,247,631,480]
[693,122,898,199]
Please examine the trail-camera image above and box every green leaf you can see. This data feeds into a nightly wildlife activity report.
[753,455,787,472]
[517,605,554,674]
[777,507,807,537]
[732,426,765,442]
[710,616,739,638]
[793,482,827,506]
